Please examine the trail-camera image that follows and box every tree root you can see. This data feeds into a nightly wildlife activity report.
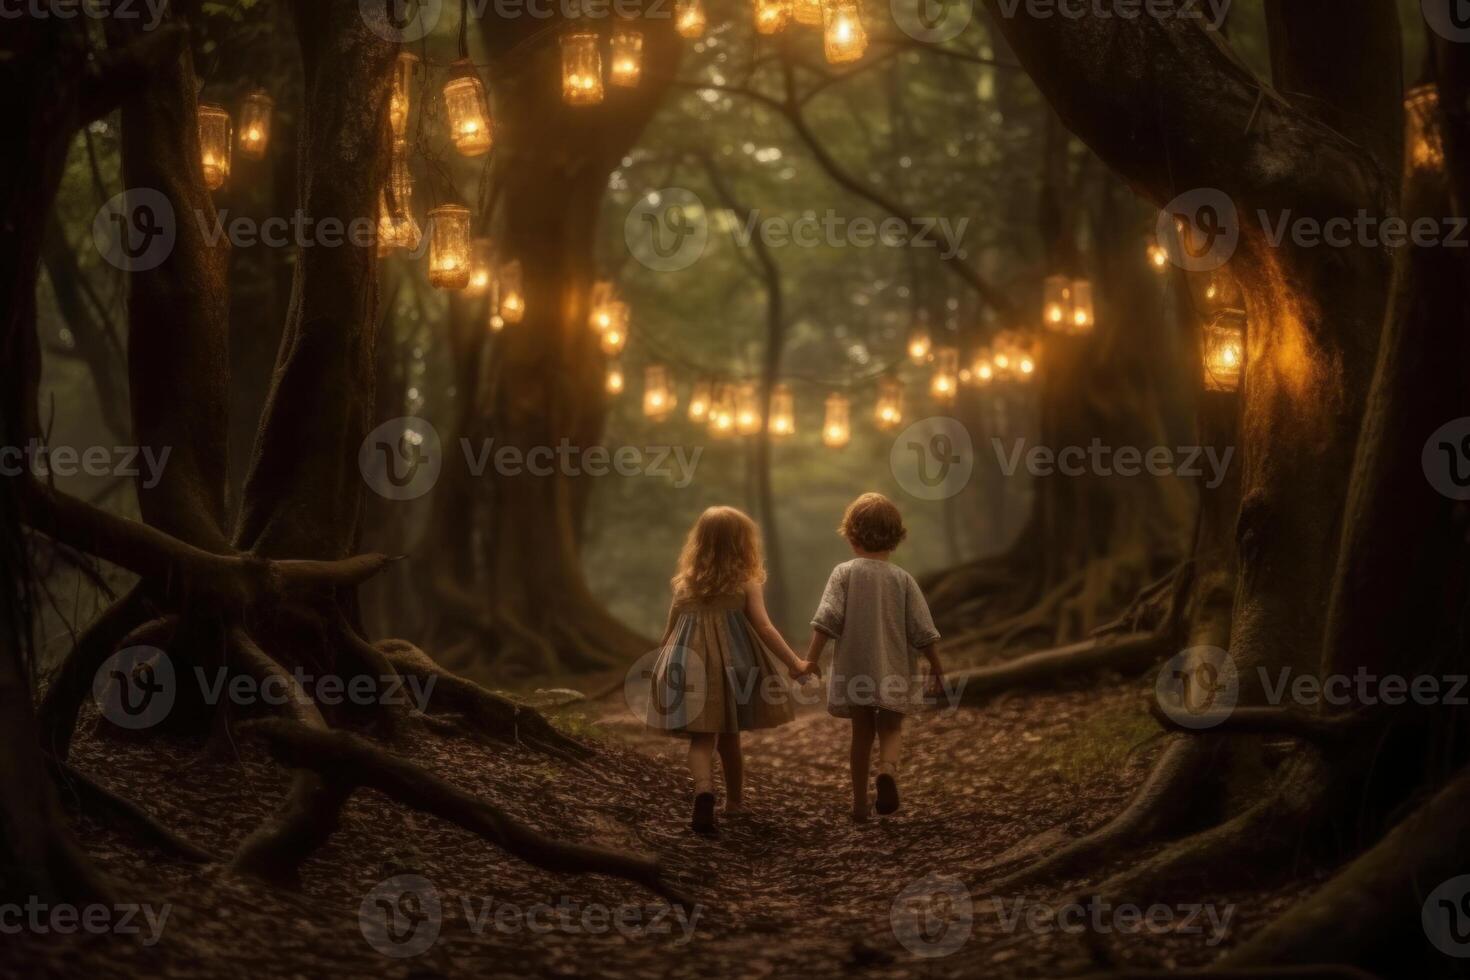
[951,632,1169,705]
[242,718,683,906]
[49,760,219,865]
[1150,703,1359,747]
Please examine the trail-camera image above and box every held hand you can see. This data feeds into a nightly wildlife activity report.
[790,659,821,682]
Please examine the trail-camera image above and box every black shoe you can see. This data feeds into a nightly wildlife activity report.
[875,773,900,816]
[692,792,717,835]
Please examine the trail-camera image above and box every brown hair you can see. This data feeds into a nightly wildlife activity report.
[839,492,908,553]
[672,506,766,600]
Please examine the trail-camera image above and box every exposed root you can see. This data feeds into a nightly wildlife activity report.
[952,632,1169,705]
[49,760,219,864]
[243,718,684,906]
[1150,703,1359,746]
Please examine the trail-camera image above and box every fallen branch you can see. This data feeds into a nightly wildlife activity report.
[951,632,1169,705]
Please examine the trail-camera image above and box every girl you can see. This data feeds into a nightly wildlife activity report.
[806,492,944,822]
[648,506,818,835]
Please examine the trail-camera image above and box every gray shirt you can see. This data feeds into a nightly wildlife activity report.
[811,558,940,717]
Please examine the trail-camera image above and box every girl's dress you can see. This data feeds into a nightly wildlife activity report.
[646,592,796,734]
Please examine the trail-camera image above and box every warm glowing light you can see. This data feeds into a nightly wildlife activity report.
[465,238,494,297]
[966,349,994,386]
[1203,309,1244,393]
[238,90,273,160]
[377,142,421,255]
[930,346,958,401]
[198,102,232,191]
[606,361,625,394]
[792,0,823,25]
[907,326,932,364]
[427,205,472,289]
[600,321,627,355]
[755,0,790,34]
[822,393,851,448]
[1406,84,1446,172]
[643,364,676,419]
[1042,273,1070,330]
[736,383,762,435]
[688,380,712,422]
[1147,239,1169,272]
[874,377,903,430]
[822,0,866,63]
[443,65,492,157]
[1070,278,1095,333]
[498,260,526,323]
[487,279,505,332]
[588,281,628,337]
[710,385,737,435]
[390,52,417,140]
[561,32,604,106]
[676,0,707,36]
[769,384,796,437]
[610,28,643,87]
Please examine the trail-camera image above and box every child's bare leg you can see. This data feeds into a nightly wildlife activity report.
[850,708,877,820]
[688,734,717,795]
[874,710,904,815]
[716,733,744,812]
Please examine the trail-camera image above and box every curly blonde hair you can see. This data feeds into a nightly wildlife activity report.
[672,506,766,600]
[839,492,908,553]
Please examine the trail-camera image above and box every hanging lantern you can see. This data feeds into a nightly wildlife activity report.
[600,318,628,355]
[390,52,418,140]
[1405,84,1446,173]
[598,296,629,353]
[443,62,493,157]
[688,380,713,422]
[823,393,851,448]
[736,383,762,435]
[498,260,526,323]
[561,32,604,106]
[643,364,675,419]
[427,205,472,289]
[487,279,505,332]
[907,325,932,364]
[589,281,625,334]
[606,360,625,394]
[966,349,994,386]
[1016,349,1037,380]
[237,89,273,160]
[755,0,790,35]
[792,0,824,25]
[1042,274,1071,330]
[1147,239,1170,273]
[1202,309,1244,393]
[930,346,959,401]
[710,385,737,436]
[198,102,232,191]
[466,238,494,297]
[822,0,866,63]
[377,142,421,255]
[874,377,903,430]
[609,28,643,87]
[676,0,707,37]
[769,384,796,437]
[1070,278,1095,333]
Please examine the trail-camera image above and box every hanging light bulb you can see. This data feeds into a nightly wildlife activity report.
[676,0,707,37]
[966,349,994,386]
[769,384,796,437]
[1147,238,1170,272]
[874,377,904,430]
[1405,84,1446,173]
[907,325,932,364]
[792,0,824,25]
[755,0,790,35]
[609,28,643,87]
[643,364,675,419]
[443,62,493,157]
[822,0,866,63]
[427,205,473,289]
[561,32,604,106]
[1202,309,1244,392]
[606,360,625,394]
[1070,278,1095,334]
[198,102,232,191]
[237,89,273,160]
[1042,273,1072,330]
[465,238,494,297]
[498,260,526,323]
[930,347,959,401]
[377,140,421,255]
[390,52,418,140]
[823,393,851,448]
[736,383,762,435]
[688,380,713,422]
[710,385,737,436]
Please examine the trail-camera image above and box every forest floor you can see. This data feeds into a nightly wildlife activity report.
[9,660,1325,980]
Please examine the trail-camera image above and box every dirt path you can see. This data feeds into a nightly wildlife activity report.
[9,676,1310,978]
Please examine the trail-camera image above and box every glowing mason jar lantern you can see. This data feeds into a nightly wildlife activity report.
[198,102,232,191]
[609,29,643,87]
[822,393,851,448]
[1069,278,1095,333]
[930,346,959,401]
[688,381,713,422]
[390,52,418,140]
[561,32,604,106]
[238,89,273,160]
[792,0,823,25]
[427,205,473,289]
[1405,84,1445,173]
[589,281,616,332]
[907,326,932,364]
[1017,351,1037,379]
[1042,274,1072,330]
[1147,239,1170,272]
[676,0,707,37]
[606,361,625,394]
[755,0,790,35]
[600,315,628,355]
[736,383,762,435]
[643,364,675,419]
[377,143,421,254]
[466,239,494,297]
[968,350,995,386]
[443,64,493,157]
[710,385,737,435]
[1202,309,1244,393]
[823,0,866,63]
[498,260,526,323]
[874,378,903,430]
[769,384,796,437]
[487,280,505,332]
